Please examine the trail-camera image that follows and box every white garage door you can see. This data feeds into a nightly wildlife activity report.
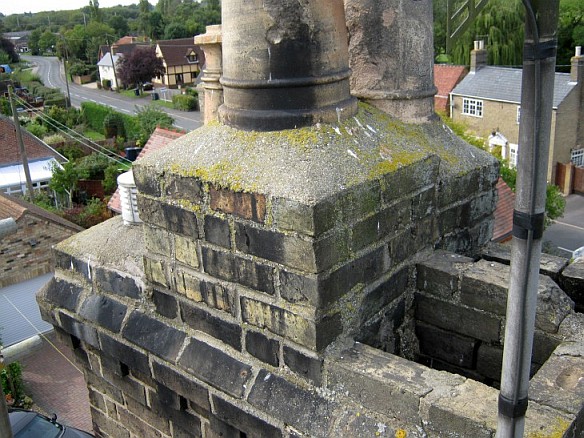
[0,273,54,347]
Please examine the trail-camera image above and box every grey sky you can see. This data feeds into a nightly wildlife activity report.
[1,1,141,16]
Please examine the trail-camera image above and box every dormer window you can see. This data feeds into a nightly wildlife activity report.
[187,51,198,64]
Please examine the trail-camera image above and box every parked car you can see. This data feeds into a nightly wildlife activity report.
[9,408,94,437]
[142,82,153,91]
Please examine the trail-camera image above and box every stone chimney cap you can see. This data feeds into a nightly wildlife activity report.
[474,40,485,51]
[576,46,582,57]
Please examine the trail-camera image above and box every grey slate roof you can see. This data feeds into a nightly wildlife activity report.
[451,66,576,108]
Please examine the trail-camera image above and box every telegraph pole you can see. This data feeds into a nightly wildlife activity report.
[107,37,120,91]
[496,1,560,437]
[0,346,13,438]
[8,86,34,198]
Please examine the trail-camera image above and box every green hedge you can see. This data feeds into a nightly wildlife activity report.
[172,94,198,111]
[80,101,142,142]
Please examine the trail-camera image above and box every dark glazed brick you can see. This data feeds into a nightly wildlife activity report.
[360,268,408,325]
[437,202,472,235]
[201,246,274,294]
[91,406,130,438]
[137,195,165,226]
[204,215,231,248]
[279,270,319,306]
[415,294,501,343]
[416,322,478,369]
[133,166,162,197]
[321,246,389,307]
[53,251,91,279]
[79,294,127,333]
[210,186,266,223]
[271,197,337,237]
[58,312,100,348]
[437,170,481,208]
[476,343,503,381]
[99,333,151,376]
[248,370,336,436]
[382,155,439,204]
[206,417,242,438]
[164,174,203,203]
[212,395,283,438]
[339,180,382,224]
[95,267,141,299]
[162,202,199,237]
[180,302,242,350]
[122,311,186,362]
[152,361,210,413]
[245,330,279,366]
[351,200,410,252]
[153,288,179,319]
[41,277,82,311]
[174,270,235,314]
[283,346,323,384]
[150,386,203,435]
[178,338,252,398]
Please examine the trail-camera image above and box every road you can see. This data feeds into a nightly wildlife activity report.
[543,194,584,258]
[23,55,203,132]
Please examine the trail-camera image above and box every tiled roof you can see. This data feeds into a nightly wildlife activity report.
[492,177,515,242]
[0,115,66,167]
[108,127,186,213]
[452,66,575,108]
[156,38,205,68]
[433,65,467,113]
[0,193,83,231]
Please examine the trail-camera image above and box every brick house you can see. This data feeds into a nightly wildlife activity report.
[433,64,467,115]
[0,193,82,346]
[451,43,584,183]
[154,38,205,88]
[0,115,67,196]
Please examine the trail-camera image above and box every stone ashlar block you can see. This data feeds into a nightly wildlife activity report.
[240,296,342,351]
[327,342,465,424]
[270,196,336,237]
[88,387,107,413]
[321,245,390,308]
[350,199,410,252]
[330,408,425,438]
[283,346,323,385]
[462,260,574,333]
[202,246,275,295]
[152,361,211,414]
[204,214,231,248]
[143,226,172,258]
[180,301,242,351]
[532,330,561,366]
[133,166,162,198]
[58,311,100,349]
[529,353,584,419]
[174,233,199,268]
[79,294,127,334]
[437,202,472,235]
[94,267,141,300]
[416,322,477,369]
[174,269,235,314]
[248,369,337,437]
[38,277,82,312]
[178,338,252,399]
[245,330,279,366]
[122,310,186,363]
[138,195,199,238]
[416,250,474,298]
[560,258,584,312]
[381,155,440,205]
[470,190,497,222]
[411,187,436,221]
[212,395,283,438]
[163,173,203,204]
[99,333,151,377]
[415,293,501,343]
[210,186,266,223]
[137,194,165,226]
[143,256,168,288]
[338,180,382,225]
[152,288,179,319]
[476,343,503,382]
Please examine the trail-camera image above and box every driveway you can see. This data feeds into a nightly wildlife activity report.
[543,194,584,257]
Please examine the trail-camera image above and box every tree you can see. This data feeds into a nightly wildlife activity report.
[88,0,103,23]
[38,30,57,54]
[138,0,152,38]
[28,29,42,55]
[49,161,83,208]
[116,46,164,90]
[108,15,129,38]
[0,38,19,63]
[164,22,189,39]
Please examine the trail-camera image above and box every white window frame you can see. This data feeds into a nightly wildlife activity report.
[572,148,584,167]
[509,144,519,168]
[462,97,483,117]
[516,106,521,124]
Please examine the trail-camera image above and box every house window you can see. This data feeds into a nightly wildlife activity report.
[175,73,183,84]
[516,106,521,124]
[187,53,198,63]
[462,98,483,117]
[509,144,519,168]
[572,148,584,167]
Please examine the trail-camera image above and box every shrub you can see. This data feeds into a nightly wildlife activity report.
[103,112,126,139]
[102,79,112,89]
[172,94,198,111]
[78,153,111,180]
[103,162,128,193]
[1,362,27,406]
[43,133,67,145]
[81,101,111,132]
[135,105,174,144]
[63,198,111,228]
[26,122,48,138]
[45,106,81,129]
[58,144,86,160]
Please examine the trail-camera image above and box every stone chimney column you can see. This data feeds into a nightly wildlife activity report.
[219,0,357,131]
[195,25,223,125]
[344,0,436,123]
[470,40,487,73]
[571,46,583,83]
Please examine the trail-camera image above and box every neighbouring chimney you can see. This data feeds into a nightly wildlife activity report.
[117,170,141,225]
[218,0,358,131]
[571,46,583,83]
[195,25,223,125]
[344,0,436,123]
[470,40,487,73]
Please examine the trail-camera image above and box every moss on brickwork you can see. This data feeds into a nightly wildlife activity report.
[134,103,497,204]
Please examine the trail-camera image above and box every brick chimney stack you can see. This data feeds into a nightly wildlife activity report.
[470,40,487,73]
[571,46,583,83]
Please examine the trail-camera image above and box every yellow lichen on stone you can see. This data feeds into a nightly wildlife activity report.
[526,418,571,438]
[367,150,427,179]
[395,429,407,438]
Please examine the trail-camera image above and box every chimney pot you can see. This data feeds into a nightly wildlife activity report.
[576,46,582,57]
